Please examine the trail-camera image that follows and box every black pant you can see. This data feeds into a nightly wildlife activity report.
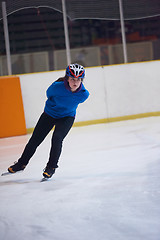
[18,112,75,168]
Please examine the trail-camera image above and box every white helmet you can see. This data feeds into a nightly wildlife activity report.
[66,63,85,78]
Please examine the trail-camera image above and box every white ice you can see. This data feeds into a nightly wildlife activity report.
[0,117,160,240]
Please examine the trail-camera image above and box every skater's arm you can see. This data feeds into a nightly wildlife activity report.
[78,84,89,103]
[46,83,57,98]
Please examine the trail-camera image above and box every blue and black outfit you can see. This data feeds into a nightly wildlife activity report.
[17,79,89,169]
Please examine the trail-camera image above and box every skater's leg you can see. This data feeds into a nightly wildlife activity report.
[18,112,56,166]
[46,117,75,168]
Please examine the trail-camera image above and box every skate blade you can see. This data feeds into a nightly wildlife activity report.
[41,177,50,182]
[1,170,23,176]
[1,172,12,176]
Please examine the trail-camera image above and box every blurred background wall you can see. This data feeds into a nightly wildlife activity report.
[0,0,160,75]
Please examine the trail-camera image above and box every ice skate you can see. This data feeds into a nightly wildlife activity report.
[43,166,55,179]
[8,162,26,173]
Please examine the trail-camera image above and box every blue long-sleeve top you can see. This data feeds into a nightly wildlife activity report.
[44,80,89,119]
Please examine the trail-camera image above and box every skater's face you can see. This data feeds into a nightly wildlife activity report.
[68,77,82,92]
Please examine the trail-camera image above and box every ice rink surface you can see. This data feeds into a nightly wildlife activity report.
[0,117,160,240]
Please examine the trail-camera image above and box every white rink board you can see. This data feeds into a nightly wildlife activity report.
[19,61,160,129]
[103,61,160,117]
